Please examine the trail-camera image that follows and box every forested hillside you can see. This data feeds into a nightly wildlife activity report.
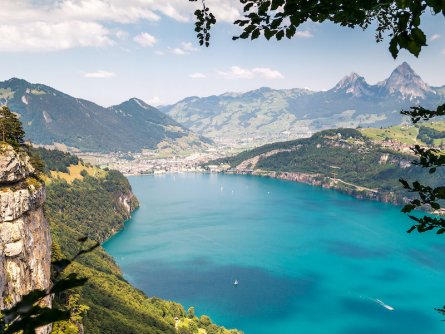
[35,148,241,334]
[211,128,445,204]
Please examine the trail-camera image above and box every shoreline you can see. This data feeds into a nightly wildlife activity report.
[124,169,408,206]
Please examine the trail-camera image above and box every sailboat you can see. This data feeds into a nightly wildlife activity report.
[233,279,239,286]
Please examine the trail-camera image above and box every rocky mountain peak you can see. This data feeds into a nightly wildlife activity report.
[333,72,373,97]
[127,98,151,109]
[380,62,433,98]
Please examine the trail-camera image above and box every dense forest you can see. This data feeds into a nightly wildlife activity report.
[34,148,241,334]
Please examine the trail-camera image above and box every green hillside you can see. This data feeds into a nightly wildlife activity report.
[35,148,241,334]
[360,121,445,147]
[1,78,209,153]
[211,128,445,203]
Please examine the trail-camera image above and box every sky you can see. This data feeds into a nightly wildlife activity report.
[0,0,444,107]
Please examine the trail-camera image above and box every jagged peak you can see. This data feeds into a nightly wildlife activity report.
[332,72,374,97]
[380,62,433,98]
[388,62,417,81]
[334,72,365,90]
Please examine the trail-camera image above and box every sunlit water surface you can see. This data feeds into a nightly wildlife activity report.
[104,174,445,334]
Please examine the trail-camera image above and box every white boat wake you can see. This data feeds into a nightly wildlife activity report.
[359,295,395,311]
[374,299,395,311]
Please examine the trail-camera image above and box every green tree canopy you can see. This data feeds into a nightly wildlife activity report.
[0,106,25,148]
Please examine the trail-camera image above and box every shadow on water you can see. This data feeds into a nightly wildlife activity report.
[324,240,389,259]
[126,258,321,320]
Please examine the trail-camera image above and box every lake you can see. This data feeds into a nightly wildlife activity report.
[104,173,445,334]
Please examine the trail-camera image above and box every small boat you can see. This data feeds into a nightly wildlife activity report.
[233,280,239,286]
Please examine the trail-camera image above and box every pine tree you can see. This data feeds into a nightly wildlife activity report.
[0,106,25,147]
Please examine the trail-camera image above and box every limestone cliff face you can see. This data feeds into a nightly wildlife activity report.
[0,144,52,332]
[118,192,139,219]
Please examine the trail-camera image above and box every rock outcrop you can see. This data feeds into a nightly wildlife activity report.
[0,144,52,333]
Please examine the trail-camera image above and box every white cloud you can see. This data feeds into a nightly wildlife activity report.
[115,30,128,40]
[169,41,199,55]
[0,21,112,52]
[430,34,441,41]
[295,30,313,38]
[172,48,187,55]
[218,66,254,79]
[442,48,445,55]
[133,32,157,47]
[0,0,240,52]
[84,70,116,78]
[181,42,198,52]
[252,67,284,79]
[0,0,240,25]
[189,72,206,79]
[218,66,284,80]
[155,50,165,56]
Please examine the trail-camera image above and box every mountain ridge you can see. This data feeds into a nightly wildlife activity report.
[161,63,444,144]
[0,79,209,153]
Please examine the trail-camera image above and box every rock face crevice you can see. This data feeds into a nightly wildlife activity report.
[0,144,52,333]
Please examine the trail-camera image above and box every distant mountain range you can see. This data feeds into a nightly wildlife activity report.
[161,62,445,143]
[0,78,209,152]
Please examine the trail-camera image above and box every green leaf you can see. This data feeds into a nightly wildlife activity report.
[264,27,275,40]
[276,30,285,40]
[251,28,261,39]
[407,225,417,233]
[411,27,427,45]
[244,2,254,11]
[399,178,410,189]
[271,0,285,10]
[270,18,282,29]
[286,25,296,39]
[431,202,441,210]
[402,204,415,213]
[389,36,399,59]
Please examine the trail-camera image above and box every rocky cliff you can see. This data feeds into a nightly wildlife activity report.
[0,144,52,333]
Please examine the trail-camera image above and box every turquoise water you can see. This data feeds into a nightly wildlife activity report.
[104,174,445,334]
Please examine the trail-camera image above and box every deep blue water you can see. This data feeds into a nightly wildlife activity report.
[103,174,445,334]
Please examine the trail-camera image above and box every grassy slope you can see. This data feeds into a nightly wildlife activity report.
[360,125,422,145]
[360,120,445,146]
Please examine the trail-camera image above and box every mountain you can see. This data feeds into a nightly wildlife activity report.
[377,61,435,98]
[332,73,374,97]
[161,63,444,144]
[0,78,209,152]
